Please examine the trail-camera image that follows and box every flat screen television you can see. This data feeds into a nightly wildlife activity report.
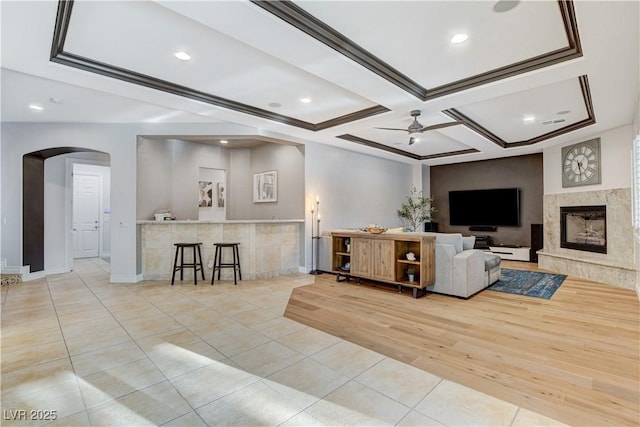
[449,188,521,227]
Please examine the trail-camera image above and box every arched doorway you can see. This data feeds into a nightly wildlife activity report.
[23,147,109,274]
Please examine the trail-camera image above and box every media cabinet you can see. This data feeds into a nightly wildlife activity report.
[329,231,435,298]
[486,245,531,261]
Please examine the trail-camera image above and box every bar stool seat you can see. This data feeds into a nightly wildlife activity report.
[171,243,205,285]
[211,243,242,285]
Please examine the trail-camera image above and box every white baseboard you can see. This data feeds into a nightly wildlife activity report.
[1,262,31,276]
[299,266,311,274]
[23,271,47,282]
[110,274,143,283]
[46,267,71,276]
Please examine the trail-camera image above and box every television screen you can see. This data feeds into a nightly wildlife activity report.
[449,188,520,227]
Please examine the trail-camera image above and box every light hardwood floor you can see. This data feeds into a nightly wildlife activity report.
[284,261,640,426]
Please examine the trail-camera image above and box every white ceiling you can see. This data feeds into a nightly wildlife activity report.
[1,0,638,165]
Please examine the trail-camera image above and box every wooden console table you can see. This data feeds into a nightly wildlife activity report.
[329,231,435,298]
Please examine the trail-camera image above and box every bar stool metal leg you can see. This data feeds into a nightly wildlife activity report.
[232,245,238,285]
[180,246,185,281]
[192,245,198,285]
[234,244,242,281]
[211,244,220,285]
[171,245,180,285]
[197,244,205,281]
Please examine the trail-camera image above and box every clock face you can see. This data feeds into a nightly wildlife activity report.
[561,139,601,187]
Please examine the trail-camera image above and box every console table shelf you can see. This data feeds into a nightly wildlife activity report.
[329,231,435,298]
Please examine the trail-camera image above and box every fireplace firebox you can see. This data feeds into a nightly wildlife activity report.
[560,205,606,254]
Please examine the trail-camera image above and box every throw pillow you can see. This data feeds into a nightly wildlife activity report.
[462,236,476,250]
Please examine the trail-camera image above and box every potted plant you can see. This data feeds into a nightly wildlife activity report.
[407,268,416,282]
[344,238,351,253]
[397,186,436,232]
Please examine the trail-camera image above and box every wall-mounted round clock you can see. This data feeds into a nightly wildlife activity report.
[561,138,601,188]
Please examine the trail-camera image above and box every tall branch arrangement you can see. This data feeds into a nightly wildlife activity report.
[397,186,436,232]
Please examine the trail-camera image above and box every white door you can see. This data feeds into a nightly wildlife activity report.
[73,173,101,258]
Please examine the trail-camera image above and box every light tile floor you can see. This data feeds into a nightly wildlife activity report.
[1,258,567,426]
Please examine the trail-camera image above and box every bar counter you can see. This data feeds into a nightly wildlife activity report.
[137,220,304,281]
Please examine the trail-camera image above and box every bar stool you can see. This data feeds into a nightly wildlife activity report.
[171,243,205,285]
[211,243,242,285]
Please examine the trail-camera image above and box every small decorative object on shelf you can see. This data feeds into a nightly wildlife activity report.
[345,239,351,253]
[366,224,388,234]
[406,252,416,261]
[407,268,416,282]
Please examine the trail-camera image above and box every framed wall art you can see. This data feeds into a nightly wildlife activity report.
[254,170,277,203]
[198,180,213,207]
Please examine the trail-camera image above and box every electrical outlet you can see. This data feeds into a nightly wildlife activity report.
[207,259,214,269]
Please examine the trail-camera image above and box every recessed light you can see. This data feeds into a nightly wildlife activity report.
[29,104,43,111]
[450,33,468,44]
[174,51,191,61]
[523,115,536,123]
[220,140,228,144]
[49,97,63,104]
[300,97,311,104]
[269,102,282,108]
[556,110,571,115]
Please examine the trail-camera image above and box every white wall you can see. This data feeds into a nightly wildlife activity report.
[43,156,68,273]
[304,143,414,269]
[544,125,633,194]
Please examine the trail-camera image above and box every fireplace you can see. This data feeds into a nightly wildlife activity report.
[560,205,606,254]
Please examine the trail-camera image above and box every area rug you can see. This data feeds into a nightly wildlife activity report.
[488,268,566,299]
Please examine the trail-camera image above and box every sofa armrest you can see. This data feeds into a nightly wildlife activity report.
[451,249,486,297]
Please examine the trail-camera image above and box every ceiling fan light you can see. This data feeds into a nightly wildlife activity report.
[409,131,421,139]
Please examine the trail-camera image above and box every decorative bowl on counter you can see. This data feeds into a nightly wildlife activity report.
[366,226,387,234]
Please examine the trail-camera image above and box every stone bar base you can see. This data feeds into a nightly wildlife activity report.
[538,251,636,290]
[138,220,303,281]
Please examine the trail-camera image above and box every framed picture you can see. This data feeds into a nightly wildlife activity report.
[198,180,213,207]
[216,182,225,208]
[254,170,277,203]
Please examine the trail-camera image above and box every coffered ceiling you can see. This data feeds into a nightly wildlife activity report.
[1,1,638,165]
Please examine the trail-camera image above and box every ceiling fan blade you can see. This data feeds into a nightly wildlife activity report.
[374,127,410,132]
[420,121,463,132]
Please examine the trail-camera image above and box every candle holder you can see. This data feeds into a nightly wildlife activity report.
[310,198,323,275]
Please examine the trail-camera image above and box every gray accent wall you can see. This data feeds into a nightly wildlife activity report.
[229,143,305,220]
[137,139,304,221]
[430,154,543,247]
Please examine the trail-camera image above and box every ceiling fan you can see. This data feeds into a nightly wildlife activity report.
[376,110,463,145]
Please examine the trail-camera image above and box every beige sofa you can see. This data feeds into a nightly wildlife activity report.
[417,232,500,298]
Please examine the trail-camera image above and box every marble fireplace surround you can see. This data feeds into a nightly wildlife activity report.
[538,188,637,289]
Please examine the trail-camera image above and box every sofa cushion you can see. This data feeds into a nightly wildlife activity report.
[423,232,463,253]
[462,236,476,250]
[484,254,501,271]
